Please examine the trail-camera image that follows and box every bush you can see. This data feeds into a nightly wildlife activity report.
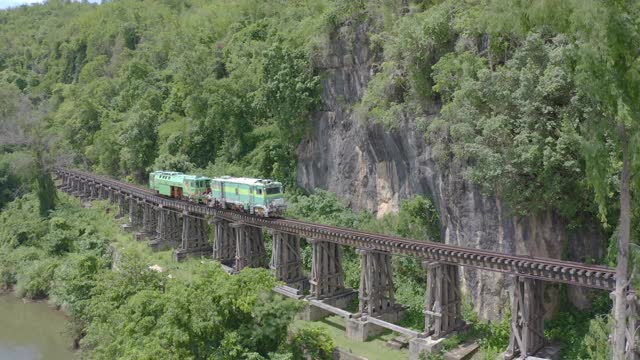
[581,315,611,360]
[50,252,107,316]
[291,326,334,360]
[15,256,59,299]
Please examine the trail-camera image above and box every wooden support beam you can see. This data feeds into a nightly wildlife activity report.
[231,223,266,271]
[270,231,305,287]
[156,206,181,247]
[505,276,546,359]
[116,193,128,218]
[142,202,158,235]
[309,239,345,300]
[128,198,143,228]
[180,212,209,251]
[358,249,395,317]
[423,261,462,339]
[213,218,235,263]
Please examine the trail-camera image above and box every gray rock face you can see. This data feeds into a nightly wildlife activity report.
[297,25,604,320]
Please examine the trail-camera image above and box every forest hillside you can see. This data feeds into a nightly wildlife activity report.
[0,1,639,359]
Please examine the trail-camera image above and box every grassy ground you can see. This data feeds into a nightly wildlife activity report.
[291,316,408,360]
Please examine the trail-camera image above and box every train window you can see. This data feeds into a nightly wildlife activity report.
[249,188,253,194]
[256,189,263,195]
[266,187,281,195]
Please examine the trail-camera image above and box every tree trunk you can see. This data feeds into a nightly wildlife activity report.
[613,128,632,360]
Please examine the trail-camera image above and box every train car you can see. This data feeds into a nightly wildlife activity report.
[209,176,286,217]
[149,171,211,203]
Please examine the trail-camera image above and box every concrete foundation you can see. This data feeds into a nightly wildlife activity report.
[299,290,357,321]
[524,345,560,360]
[409,337,446,360]
[346,318,384,341]
[345,307,406,341]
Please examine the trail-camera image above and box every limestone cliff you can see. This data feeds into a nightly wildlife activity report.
[297,25,604,320]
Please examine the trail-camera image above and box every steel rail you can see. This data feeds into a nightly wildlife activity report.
[56,167,617,290]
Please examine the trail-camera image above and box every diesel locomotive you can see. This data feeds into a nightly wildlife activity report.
[148,171,286,217]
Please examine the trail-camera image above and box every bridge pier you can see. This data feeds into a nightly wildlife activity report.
[212,218,235,267]
[231,223,266,271]
[74,178,82,195]
[128,198,143,229]
[270,231,306,289]
[504,276,546,360]
[357,249,396,316]
[58,173,70,191]
[77,180,85,197]
[346,249,405,341]
[152,207,182,251]
[174,212,210,261]
[423,261,463,340]
[99,185,109,200]
[70,178,80,196]
[108,188,117,204]
[116,193,128,218]
[140,202,158,238]
[309,239,346,299]
[83,181,93,200]
[302,239,356,321]
[88,182,96,200]
[408,262,464,359]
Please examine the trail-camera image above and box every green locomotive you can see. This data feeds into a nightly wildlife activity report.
[209,176,286,217]
[148,171,287,217]
[148,171,211,203]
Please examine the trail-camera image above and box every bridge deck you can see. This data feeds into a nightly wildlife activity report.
[56,167,616,290]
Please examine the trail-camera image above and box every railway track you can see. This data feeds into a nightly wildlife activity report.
[56,167,617,290]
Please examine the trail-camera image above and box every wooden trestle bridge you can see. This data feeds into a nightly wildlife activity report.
[55,167,637,360]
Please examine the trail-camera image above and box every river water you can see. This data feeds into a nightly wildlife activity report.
[0,295,77,360]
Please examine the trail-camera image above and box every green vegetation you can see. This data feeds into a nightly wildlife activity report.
[545,293,612,360]
[1,0,327,186]
[0,193,334,359]
[292,317,407,360]
[1,0,638,359]
[290,325,335,360]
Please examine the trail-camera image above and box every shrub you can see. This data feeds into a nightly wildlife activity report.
[291,326,334,360]
[15,257,59,299]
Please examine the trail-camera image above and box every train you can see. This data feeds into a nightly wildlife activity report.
[148,171,287,217]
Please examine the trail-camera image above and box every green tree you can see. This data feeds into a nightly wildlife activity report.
[291,326,334,360]
[568,2,640,357]
[121,110,159,181]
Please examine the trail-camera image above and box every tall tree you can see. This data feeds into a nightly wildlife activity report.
[571,1,640,358]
